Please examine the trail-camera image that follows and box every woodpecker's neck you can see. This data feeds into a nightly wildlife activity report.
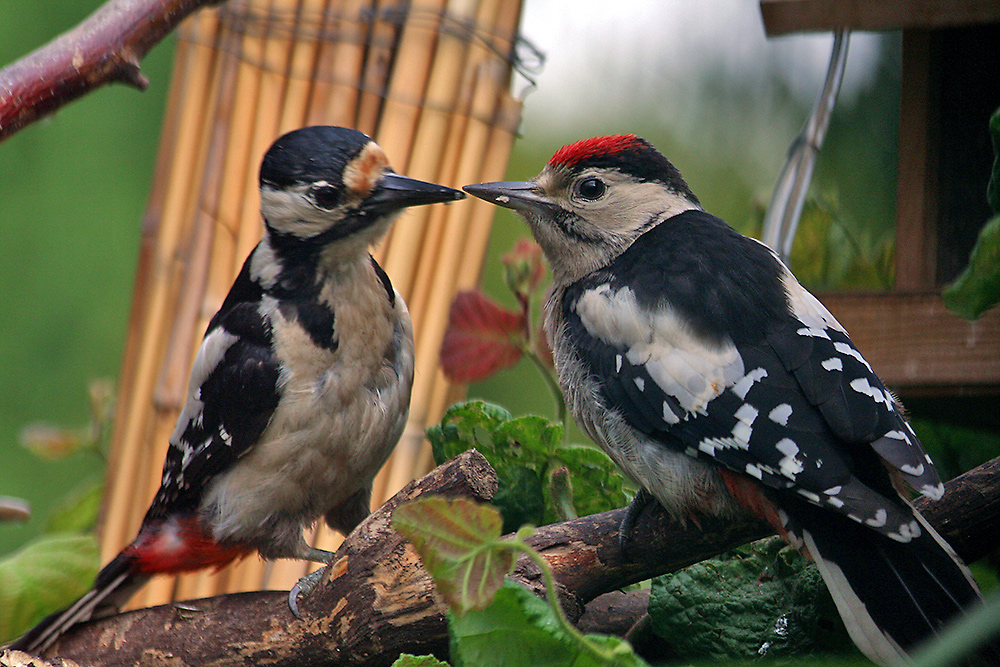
[253,227,383,300]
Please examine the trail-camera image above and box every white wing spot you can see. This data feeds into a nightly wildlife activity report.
[634,377,645,392]
[900,463,925,477]
[776,438,804,478]
[616,354,623,373]
[730,403,759,446]
[850,377,886,404]
[735,403,759,425]
[745,463,764,480]
[733,368,768,400]
[663,401,680,425]
[833,341,873,371]
[865,508,888,528]
[921,483,945,500]
[796,326,830,339]
[769,403,792,425]
[797,488,821,503]
[889,520,921,542]
[821,357,843,371]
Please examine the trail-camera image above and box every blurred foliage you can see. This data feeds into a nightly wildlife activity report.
[0,533,99,644]
[911,419,1000,484]
[0,0,174,559]
[0,379,111,641]
[942,107,1000,320]
[743,192,895,291]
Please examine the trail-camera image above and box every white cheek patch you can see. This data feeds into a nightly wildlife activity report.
[575,284,744,417]
[260,186,339,238]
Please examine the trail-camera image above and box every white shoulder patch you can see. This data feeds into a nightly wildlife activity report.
[189,328,238,392]
[779,268,847,334]
[575,284,744,416]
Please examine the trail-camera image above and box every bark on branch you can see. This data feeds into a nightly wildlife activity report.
[0,0,222,142]
[4,454,998,667]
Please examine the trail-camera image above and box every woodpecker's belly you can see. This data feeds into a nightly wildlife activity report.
[573,374,737,520]
[202,290,414,557]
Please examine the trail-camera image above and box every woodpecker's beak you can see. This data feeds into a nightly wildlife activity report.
[463,181,559,215]
[362,173,465,216]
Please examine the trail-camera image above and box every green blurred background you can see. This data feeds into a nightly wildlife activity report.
[1,0,994,569]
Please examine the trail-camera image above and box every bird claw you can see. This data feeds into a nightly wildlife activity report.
[619,488,655,561]
[288,568,326,619]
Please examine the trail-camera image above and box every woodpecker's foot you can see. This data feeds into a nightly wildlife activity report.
[619,488,655,561]
[289,568,326,619]
[288,547,335,618]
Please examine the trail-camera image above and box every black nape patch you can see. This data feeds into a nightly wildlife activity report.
[280,300,339,351]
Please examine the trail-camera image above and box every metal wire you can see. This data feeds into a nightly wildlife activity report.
[761,28,850,264]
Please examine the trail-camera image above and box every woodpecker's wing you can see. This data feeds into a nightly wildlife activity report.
[146,259,281,520]
[560,214,941,542]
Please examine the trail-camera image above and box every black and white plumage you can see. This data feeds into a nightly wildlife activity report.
[12,126,464,654]
[464,134,990,665]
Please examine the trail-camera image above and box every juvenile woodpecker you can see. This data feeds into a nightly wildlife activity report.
[12,126,464,654]
[465,135,989,665]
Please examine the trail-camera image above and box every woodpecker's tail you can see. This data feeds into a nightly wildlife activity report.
[8,551,149,655]
[785,499,997,665]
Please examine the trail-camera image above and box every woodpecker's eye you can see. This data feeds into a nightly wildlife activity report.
[575,177,607,201]
[311,184,341,209]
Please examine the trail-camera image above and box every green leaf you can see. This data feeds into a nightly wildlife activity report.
[393,497,515,614]
[0,533,99,643]
[427,401,513,464]
[46,478,104,534]
[449,580,648,667]
[987,107,999,214]
[428,401,628,533]
[550,445,629,524]
[648,538,853,661]
[391,654,451,667]
[942,213,1000,320]
[428,402,548,532]
[493,414,563,460]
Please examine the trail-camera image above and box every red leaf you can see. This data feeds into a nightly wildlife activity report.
[441,291,527,382]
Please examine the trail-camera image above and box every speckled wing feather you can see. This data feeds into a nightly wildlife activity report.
[146,255,281,521]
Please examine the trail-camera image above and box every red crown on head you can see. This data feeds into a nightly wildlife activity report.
[548,134,644,168]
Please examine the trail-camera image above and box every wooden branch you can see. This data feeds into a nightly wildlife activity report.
[0,0,223,142]
[7,454,997,667]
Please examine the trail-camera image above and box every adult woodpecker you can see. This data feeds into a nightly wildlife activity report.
[12,126,464,654]
[465,135,990,665]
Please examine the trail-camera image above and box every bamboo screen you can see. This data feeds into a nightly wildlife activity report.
[100,0,525,608]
